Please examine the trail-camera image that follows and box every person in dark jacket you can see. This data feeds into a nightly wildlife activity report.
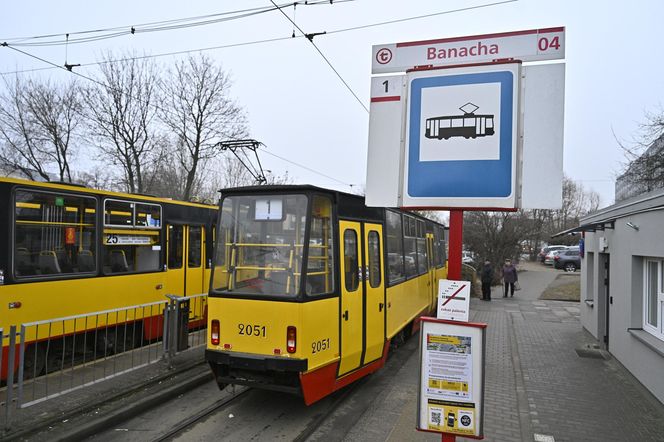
[480,260,493,301]
[502,258,518,297]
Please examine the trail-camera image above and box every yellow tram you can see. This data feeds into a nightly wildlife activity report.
[0,177,217,379]
[206,185,447,404]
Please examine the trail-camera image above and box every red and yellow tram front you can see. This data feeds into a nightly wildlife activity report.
[205,191,341,404]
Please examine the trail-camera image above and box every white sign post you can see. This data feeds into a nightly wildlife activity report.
[417,318,487,438]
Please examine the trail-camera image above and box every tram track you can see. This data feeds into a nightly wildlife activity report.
[152,386,251,442]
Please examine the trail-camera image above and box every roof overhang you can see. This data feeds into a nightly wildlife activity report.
[551,220,615,238]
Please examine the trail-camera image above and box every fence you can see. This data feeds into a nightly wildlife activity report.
[1,293,207,431]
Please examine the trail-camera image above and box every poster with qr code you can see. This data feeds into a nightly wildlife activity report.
[417,318,486,438]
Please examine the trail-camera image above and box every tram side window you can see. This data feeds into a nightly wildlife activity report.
[434,225,447,268]
[416,220,428,275]
[368,231,381,288]
[385,210,405,284]
[344,230,359,292]
[135,203,162,228]
[188,226,202,268]
[403,216,418,278]
[14,190,97,278]
[102,199,162,274]
[306,196,335,296]
[169,225,184,269]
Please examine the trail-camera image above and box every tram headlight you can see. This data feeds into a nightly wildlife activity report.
[286,326,297,353]
[211,319,220,346]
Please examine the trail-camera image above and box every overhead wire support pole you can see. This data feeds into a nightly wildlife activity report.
[268,0,369,114]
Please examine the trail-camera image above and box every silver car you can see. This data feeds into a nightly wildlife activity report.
[544,248,567,265]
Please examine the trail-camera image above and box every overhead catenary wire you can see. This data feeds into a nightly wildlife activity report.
[268,0,369,114]
[1,0,355,47]
[1,0,518,76]
[259,147,356,188]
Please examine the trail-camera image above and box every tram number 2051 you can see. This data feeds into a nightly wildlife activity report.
[311,338,330,354]
[238,324,267,337]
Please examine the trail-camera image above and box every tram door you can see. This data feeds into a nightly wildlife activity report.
[363,223,385,363]
[166,225,207,297]
[338,221,386,376]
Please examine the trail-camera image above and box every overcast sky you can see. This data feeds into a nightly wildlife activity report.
[2,0,663,208]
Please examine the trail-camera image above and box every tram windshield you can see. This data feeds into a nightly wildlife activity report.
[212,194,308,297]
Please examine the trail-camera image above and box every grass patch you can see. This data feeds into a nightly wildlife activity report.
[540,274,580,301]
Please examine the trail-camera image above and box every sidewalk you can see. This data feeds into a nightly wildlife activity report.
[345,263,664,442]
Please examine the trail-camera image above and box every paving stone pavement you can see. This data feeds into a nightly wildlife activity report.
[349,264,664,442]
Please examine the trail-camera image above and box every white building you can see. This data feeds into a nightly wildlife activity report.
[571,188,664,404]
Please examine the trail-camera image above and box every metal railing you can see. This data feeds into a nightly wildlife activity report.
[1,293,207,431]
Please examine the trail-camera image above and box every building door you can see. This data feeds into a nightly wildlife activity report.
[600,253,611,349]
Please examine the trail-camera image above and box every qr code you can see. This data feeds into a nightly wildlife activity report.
[430,409,442,426]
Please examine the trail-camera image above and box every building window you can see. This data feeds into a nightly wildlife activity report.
[643,259,664,341]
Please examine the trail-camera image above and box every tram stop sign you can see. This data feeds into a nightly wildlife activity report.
[365,27,566,211]
[404,62,519,208]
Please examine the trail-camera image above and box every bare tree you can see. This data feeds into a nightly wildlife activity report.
[83,53,161,194]
[617,109,664,198]
[24,79,82,182]
[464,210,531,274]
[0,76,81,181]
[464,175,601,264]
[159,54,247,201]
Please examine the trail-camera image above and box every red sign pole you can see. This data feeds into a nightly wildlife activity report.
[442,209,464,442]
[447,210,464,281]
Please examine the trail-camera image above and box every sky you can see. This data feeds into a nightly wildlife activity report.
[2,0,664,208]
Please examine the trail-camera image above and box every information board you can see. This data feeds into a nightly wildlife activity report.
[417,318,486,438]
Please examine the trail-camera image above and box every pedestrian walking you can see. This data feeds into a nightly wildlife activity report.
[502,258,518,297]
[480,260,493,301]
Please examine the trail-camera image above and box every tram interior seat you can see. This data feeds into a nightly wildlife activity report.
[77,250,95,272]
[55,247,74,273]
[110,250,129,273]
[39,251,61,274]
[16,247,35,275]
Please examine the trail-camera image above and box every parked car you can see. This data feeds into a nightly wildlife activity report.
[544,249,566,266]
[554,247,581,272]
[462,251,475,264]
[538,245,568,263]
